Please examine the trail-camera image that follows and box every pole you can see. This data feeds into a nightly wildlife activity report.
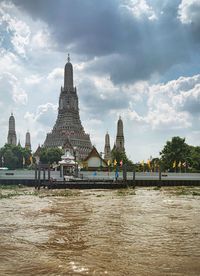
[133,170,136,188]
[48,165,50,181]
[123,164,127,182]
[158,167,162,187]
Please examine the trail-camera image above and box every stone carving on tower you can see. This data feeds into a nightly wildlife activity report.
[7,113,17,146]
[43,54,92,160]
[25,131,31,150]
[115,116,125,153]
[104,132,111,161]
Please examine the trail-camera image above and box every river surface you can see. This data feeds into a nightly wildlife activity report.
[0,187,200,276]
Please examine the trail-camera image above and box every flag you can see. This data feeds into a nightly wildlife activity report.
[172,161,176,168]
[30,155,33,165]
[178,161,181,168]
[107,160,110,166]
[182,161,186,167]
[120,160,123,166]
[113,159,117,166]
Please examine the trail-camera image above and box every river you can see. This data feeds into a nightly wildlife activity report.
[0,187,199,275]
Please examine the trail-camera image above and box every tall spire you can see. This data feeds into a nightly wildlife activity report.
[104,132,111,161]
[116,116,125,153]
[64,53,73,89]
[7,113,17,145]
[43,56,92,160]
[25,130,31,150]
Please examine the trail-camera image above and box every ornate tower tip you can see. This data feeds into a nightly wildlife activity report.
[67,53,70,63]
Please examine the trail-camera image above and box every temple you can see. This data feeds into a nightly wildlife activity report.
[7,113,17,146]
[104,132,111,161]
[43,55,92,160]
[25,131,31,150]
[115,116,125,153]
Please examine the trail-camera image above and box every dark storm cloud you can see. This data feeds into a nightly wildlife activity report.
[10,0,200,84]
[78,78,129,117]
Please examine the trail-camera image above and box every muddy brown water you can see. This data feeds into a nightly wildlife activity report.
[0,187,200,276]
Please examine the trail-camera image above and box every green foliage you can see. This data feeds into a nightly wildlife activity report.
[189,146,200,172]
[111,148,134,169]
[160,136,190,171]
[0,144,31,169]
[39,147,63,164]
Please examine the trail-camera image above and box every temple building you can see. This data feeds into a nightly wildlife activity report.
[43,55,92,160]
[104,132,111,161]
[25,131,31,150]
[82,146,107,170]
[115,116,125,153]
[104,116,126,160]
[7,113,17,146]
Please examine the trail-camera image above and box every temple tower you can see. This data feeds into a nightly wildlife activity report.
[115,116,125,153]
[25,131,31,150]
[43,54,92,160]
[104,132,111,161]
[7,113,17,145]
[64,54,73,89]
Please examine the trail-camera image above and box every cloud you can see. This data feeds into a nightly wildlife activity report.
[178,0,200,25]
[9,0,200,85]
[0,0,200,161]
[0,1,30,57]
[24,102,57,127]
[0,72,28,105]
[121,0,157,21]
[173,83,200,113]
[24,74,43,84]
[47,67,63,80]
[78,76,129,117]
[120,74,200,130]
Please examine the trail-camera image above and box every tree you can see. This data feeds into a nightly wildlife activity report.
[111,148,134,170]
[0,144,32,169]
[160,136,190,171]
[39,147,63,164]
[189,146,200,172]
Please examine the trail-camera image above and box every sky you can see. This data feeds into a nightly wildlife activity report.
[0,0,200,162]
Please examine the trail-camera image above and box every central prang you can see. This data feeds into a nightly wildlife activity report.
[43,55,92,160]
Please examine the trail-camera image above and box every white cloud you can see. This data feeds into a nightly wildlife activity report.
[24,102,57,127]
[0,72,28,105]
[172,83,200,112]
[0,49,19,73]
[122,74,200,130]
[47,67,63,80]
[0,1,30,57]
[178,0,200,25]
[31,29,52,49]
[24,74,43,85]
[12,83,28,105]
[121,0,157,21]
